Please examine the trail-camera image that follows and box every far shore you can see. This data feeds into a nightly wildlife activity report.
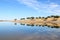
[12,19,60,24]
[10,19,60,27]
[12,15,60,24]
[0,15,60,27]
[0,18,60,27]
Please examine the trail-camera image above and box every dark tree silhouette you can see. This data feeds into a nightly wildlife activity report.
[14,19,17,21]
[27,17,31,19]
[36,17,39,19]
[31,17,34,19]
[20,18,25,20]
[39,17,41,19]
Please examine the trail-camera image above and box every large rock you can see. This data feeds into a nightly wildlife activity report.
[57,18,60,21]
[46,18,55,22]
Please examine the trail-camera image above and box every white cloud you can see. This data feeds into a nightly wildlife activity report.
[17,0,60,15]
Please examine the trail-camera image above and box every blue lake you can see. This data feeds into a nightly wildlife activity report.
[0,22,60,40]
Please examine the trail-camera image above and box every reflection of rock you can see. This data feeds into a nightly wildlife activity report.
[46,23,57,27]
[46,23,60,28]
[57,23,60,26]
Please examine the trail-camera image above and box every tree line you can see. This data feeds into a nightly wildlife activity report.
[14,15,60,20]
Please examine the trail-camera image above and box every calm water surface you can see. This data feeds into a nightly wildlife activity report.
[0,22,60,40]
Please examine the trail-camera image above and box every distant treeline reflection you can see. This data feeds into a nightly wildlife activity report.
[14,23,60,28]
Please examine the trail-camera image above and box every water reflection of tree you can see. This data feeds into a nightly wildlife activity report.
[36,25,38,26]
[26,24,34,27]
[26,24,30,26]
[18,23,60,28]
[39,25,41,26]
[51,26,59,28]
[51,23,58,26]
[41,25,45,27]
[20,23,25,25]
[14,23,17,25]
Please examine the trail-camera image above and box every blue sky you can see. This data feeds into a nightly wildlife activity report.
[0,0,60,20]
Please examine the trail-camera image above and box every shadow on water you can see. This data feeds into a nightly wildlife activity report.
[14,23,60,28]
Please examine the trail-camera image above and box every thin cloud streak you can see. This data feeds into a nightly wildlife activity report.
[18,0,60,14]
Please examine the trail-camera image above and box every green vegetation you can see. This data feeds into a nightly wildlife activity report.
[20,15,60,20]
[14,19,17,21]
[36,17,39,19]
[39,17,41,19]
[20,18,25,20]
[30,17,34,19]
[27,17,31,19]
[46,15,60,18]
[26,17,34,19]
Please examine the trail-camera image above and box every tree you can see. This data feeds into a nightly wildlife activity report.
[20,18,25,20]
[31,17,34,19]
[54,15,59,18]
[51,15,54,17]
[42,17,45,19]
[39,17,41,19]
[36,17,39,19]
[14,19,17,21]
[27,17,31,19]
[47,16,51,18]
